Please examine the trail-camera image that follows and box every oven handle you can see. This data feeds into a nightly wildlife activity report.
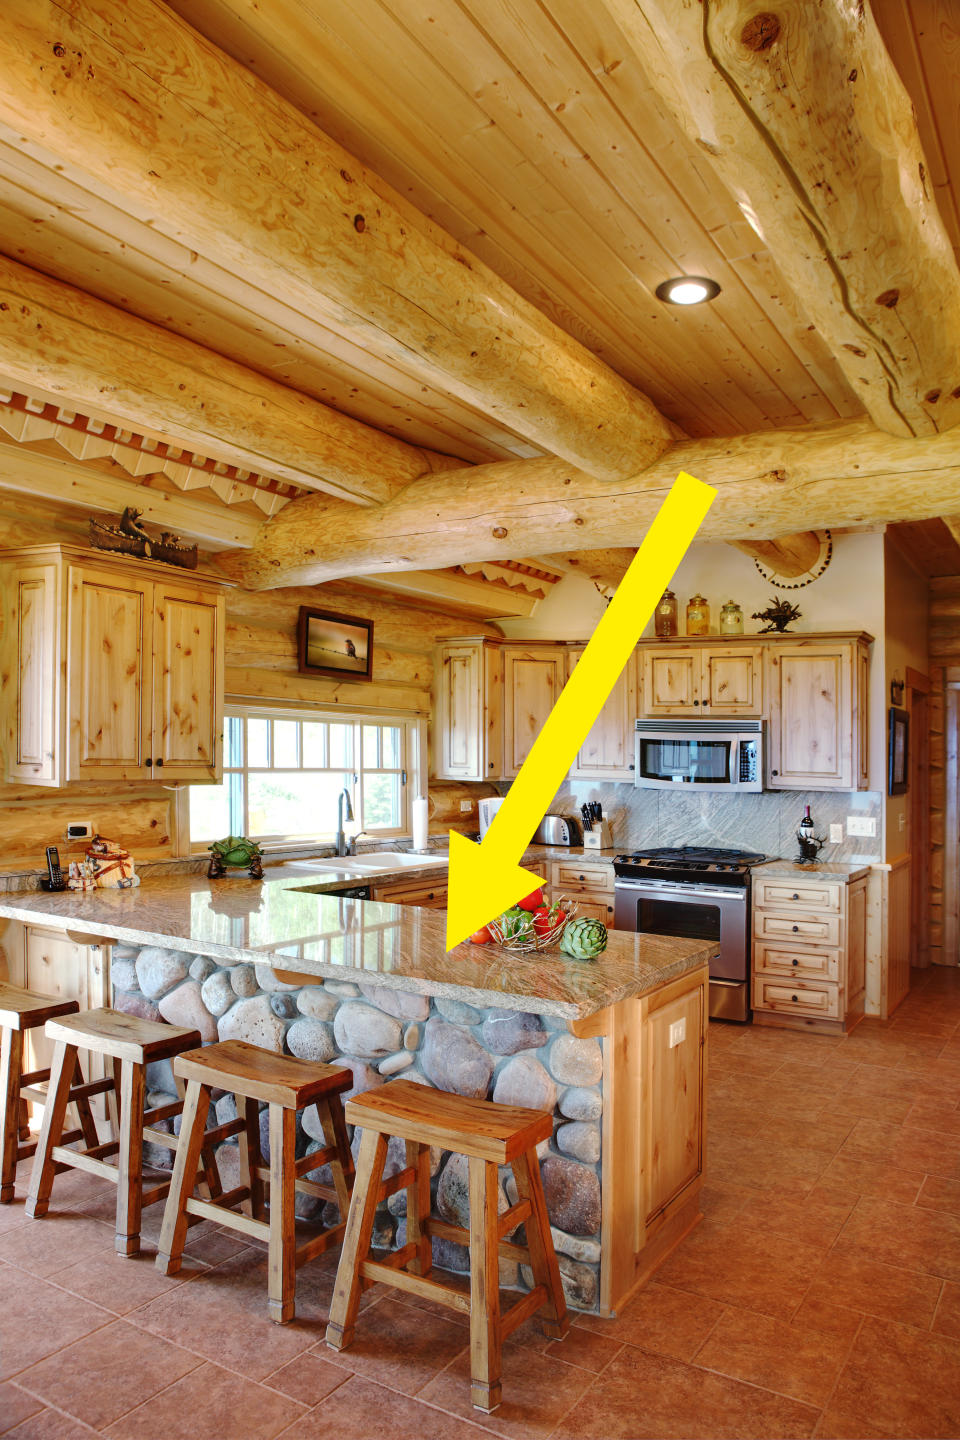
[613,879,747,903]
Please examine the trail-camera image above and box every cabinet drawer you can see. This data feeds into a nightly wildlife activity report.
[371,881,448,907]
[551,861,614,894]
[753,942,841,983]
[754,910,841,947]
[571,894,616,923]
[753,877,842,913]
[753,976,841,1020]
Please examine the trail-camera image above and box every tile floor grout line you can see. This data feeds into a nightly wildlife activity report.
[5,1384,105,1438]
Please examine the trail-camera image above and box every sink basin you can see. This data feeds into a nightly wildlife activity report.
[296,852,447,875]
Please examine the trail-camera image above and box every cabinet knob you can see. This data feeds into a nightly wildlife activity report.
[771,769,779,776]
[791,893,800,900]
[791,994,799,1002]
[791,958,799,967]
[145,757,152,767]
[702,699,710,706]
[792,925,799,933]
[156,757,164,768]
[693,699,700,706]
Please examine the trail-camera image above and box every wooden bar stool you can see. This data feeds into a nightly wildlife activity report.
[326,1077,569,1413]
[26,1007,222,1255]
[156,1039,356,1323]
[1,982,107,1203]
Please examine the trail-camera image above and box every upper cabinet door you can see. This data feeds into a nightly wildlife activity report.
[767,642,854,789]
[642,648,700,714]
[152,579,224,781]
[502,645,565,778]
[66,566,151,782]
[568,647,638,779]
[702,647,763,714]
[433,642,483,780]
[1,560,62,785]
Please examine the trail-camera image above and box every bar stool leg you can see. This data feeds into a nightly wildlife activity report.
[405,1140,432,1277]
[72,1056,101,1153]
[512,1149,569,1341]
[236,1095,265,1219]
[267,1104,297,1323]
[115,1058,145,1256]
[326,1127,388,1351]
[26,1039,76,1218]
[314,1095,354,1223]
[156,1079,211,1275]
[468,1156,503,1412]
[0,1027,23,1202]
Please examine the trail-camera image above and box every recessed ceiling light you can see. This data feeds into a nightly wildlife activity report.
[655,276,721,306]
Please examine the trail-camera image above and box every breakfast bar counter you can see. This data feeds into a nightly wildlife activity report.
[0,863,710,1317]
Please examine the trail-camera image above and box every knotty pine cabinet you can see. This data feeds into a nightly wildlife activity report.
[501,644,566,779]
[765,635,871,791]
[0,544,225,786]
[431,638,503,781]
[567,647,638,781]
[640,644,763,716]
[549,858,615,925]
[752,869,867,1033]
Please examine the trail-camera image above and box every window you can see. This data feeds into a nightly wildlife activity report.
[189,708,414,846]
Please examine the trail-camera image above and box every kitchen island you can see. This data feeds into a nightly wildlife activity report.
[0,862,710,1317]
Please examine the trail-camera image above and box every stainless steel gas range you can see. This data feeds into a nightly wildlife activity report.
[612,846,767,1022]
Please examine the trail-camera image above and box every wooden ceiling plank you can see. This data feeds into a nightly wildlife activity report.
[219,416,960,589]
[355,571,540,618]
[596,0,960,437]
[0,0,676,481]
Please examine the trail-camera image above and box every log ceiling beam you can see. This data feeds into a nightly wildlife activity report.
[0,0,676,481]
[597,0,960,439]
[0,255,457,505]
[730,532,823,579]
[216,417,960,589]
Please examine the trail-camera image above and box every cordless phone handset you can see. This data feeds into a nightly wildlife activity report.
[45,845,64,889]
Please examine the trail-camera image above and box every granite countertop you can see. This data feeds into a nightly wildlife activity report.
[0,862,710,1019]
[755,859,873,883]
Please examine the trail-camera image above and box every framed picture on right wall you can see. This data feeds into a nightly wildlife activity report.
[888,706,909,796]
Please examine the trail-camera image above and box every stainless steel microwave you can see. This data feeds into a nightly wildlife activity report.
[634,718,763,792]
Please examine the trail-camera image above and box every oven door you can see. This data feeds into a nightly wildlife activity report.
[613,879,751,1020]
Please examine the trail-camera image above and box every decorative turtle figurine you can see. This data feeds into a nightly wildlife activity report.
[207,834,264,879]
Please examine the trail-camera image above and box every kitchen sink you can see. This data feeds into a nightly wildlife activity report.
[296,852,447,874]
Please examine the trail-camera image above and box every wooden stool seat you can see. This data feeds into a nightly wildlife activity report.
[157,1040,355,1324]
[0,983,94,1204]
[175,1037,352,1110]
[27,1006,220,1256]
[327,1078,569,1413]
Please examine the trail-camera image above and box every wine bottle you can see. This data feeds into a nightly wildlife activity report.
[799,804,814,838]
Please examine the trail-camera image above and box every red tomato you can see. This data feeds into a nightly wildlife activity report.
[469,926,492,944]
[532,905,555,937]
[517,887,545,911]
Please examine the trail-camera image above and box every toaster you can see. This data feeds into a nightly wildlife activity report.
[531,815,581,846]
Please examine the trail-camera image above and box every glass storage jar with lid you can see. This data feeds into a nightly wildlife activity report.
[719,599,744,635]
[654,589,678,639]
[685,594,710,635]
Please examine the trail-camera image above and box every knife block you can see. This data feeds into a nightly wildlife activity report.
[583,821,614,850]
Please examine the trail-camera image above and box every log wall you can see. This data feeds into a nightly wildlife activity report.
[0,496,498,867]
[928,577,960,965]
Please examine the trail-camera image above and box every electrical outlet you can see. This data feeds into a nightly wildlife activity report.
[459,800,473,813]
[65,820,94,840]
[668,1018,686,1048]
[846,816,877,837]
[829,823,843,844]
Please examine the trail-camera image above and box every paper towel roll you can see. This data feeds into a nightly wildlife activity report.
[412,795,429,851]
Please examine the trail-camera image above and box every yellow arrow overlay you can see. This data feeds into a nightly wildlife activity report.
[445,471,716,949]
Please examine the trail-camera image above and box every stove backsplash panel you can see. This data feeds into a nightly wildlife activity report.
[509,780,883,863]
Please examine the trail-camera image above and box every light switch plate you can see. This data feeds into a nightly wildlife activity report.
[829,823,843,844]
[668,1018,686,1048]
[846,816,877,837]
[459,800,472,812]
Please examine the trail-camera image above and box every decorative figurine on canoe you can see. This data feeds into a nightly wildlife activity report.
[89,506,199,569]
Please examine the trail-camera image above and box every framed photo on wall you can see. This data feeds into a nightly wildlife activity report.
[888,706,909,796]
[297,606,373,681]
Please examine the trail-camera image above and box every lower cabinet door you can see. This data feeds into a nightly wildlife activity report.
[644,982,705,1223]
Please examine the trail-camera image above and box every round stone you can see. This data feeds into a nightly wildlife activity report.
[550,1227,602,1265]
[492,1054,556,1111]
[158,980,218,1042]
[255,963,300,993]
[548,1034,603,1087]
[334,1002,402,1059]
[230,965,259,998]
[135,947,190,999]
[521,1255,598,1311]
[189,955,218,984]
[286,1018,336,1064]
[215,1093,238,1130]
[110,957,139,993]
[396,1218,469,1273]
[270,993,299,1019]
[201,970,235,1018]
[114,989,161,1024]
[481,1009,548,1055]
[402,1022,421,1051]
[296,987,340,1022]
[540,1157,601,1235]
[217,996,285,1053]
[420,1018,493,1099]
[324,980,360,998]
[358,983,429,1022]
[556,1121,601,1165]
[436,1153,509,1230]
[339,1058,385,1104]
[558,1086,602,1122]
[435,998,482,1026]
[378,1051,414,1076]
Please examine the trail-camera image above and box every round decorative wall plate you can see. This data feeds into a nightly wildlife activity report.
[751,530,832,590]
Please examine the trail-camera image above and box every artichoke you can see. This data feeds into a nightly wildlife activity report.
[559,917,608,960]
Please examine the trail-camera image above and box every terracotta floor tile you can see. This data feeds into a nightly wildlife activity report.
[904,1097,960,1136]
[916,1174,960,1216]
[576,1281,724,1361]
[0,1211,117,1277]
[542,1325,623,1373]
[15,1319,201,1430]
[0,1384,43,1435]
[0,1202,30,1236]
[321,1295,469,1396]
[815,1092,913,1125]
[812,1403,899,1438]
[707,1135,829,1193]
[736,1187,856,1250]
[552,1344,819,1439]
[695,1306,851,1408]
[655,1223,824,1321]
[931,1280,960,1340]
[51,1246,202,1313]
[0,1265,112,1380]
[420,1343,594,1440]
[816,1154,925,1204]
[790,1296,863,1344]
[284,1374,492,1439]
[127,1250,320,1380]
[830,1315,960,1437]
[5,1411,100,1439]
[833,1196,960,1282]
[804,1247,944,1328]
[103,1360,306,1440]
[261,1351,351,1405]
[756,1115,855,1155]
